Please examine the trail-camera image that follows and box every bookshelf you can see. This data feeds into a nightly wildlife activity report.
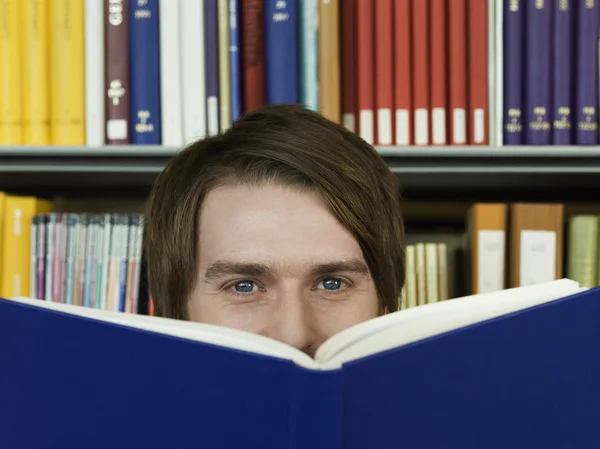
[1,145,600,200]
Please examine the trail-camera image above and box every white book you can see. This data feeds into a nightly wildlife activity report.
[180,0,207,144]
[159,0,184,147]
[9,278,585,370]
[84,0,105,146]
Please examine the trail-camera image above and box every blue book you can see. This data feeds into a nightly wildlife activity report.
[1,279,599,448]
[129,0,161,144]
[205,0,221,135]
[229,0,243,121]
[503,0,525,145]
[525,0,552,145]
[552,0,574,144]
[264,0,299,104]
[575,0,600,144]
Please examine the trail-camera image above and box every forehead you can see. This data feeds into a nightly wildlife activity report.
[196,184,365,268]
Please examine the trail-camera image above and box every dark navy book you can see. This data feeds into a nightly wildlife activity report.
[229,0,243,121]
[525,0,552,145]
[264,0,299,104]
[575,0,600,144]
[552,0,574,144]
[503,0,525,145]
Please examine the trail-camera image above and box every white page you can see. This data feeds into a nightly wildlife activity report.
[321,280,585,369]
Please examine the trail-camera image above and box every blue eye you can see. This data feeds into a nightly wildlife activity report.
[321,278,342,291]
[234,281,255,293]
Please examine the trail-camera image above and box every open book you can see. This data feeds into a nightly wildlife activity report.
[2,278,597,449]
[7,278,587,369]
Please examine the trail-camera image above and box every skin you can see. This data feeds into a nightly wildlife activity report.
[188,183,380,357]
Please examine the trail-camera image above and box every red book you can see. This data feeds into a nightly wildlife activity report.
[448,0,467,145]
[356,0,375,144]
[340,0,357,133]
[375,0,394,145]
[430,0,447,145]
[411,0,429,145]
[467,0,488,145]
[242,0,266,112]
[394,0,413,146]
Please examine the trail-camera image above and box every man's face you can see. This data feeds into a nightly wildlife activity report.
[188,183,380,357]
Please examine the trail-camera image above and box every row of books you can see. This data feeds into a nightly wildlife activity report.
[1,0,597,149]
[401,242,450,309]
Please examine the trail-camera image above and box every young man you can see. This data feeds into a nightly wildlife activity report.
[145,104,405,357]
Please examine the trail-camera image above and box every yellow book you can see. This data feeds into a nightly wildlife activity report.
[0,0,23,144]
[218,0,231,132]
[49,0,85,144]
[22,0,50,144]
[0,191,6,294]
[1,196,36,298]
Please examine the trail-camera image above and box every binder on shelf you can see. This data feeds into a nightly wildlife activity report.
[0,278,598,449]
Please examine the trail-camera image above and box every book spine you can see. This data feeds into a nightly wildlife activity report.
[129,0,161,145]
[264,0,299,104]
[468,0,489,145]
[0,0,22,144]
[430,0,447,145]
[30,216,38,299]
[412,0,430,145]
[340,0,357,133]
[104,0,130,145]
[525,0,552,144]
[218,0,231,131]
[181,0,207,143]
[22,0,50,145]
[552,0,574,145]
[158,0,183,145]
[300,0,319,112]
[318,0,341,122]
[85,0,105,146]
[205,0,220,136]
[575,0,600,144]
[356,0,375,144]
[241,0,266,111]
[448,0,467,145]
[229,0,243,122]
[394,0,412,145]
[503,0,524,144]
[36,215,47,300]
[375,0,394,145]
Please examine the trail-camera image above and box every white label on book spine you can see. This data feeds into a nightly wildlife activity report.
[107,119,128,140]
[359,109,374,144]
[207,96,219,136]
[342,113,355,133]
[519,230,556,287]
[477,230,505,293]
[453,108,466,144]
[395,109,409,145]
[377,108,392,145]
[474,108,485,143]
[432,107,446,144]
[414,108,428,145]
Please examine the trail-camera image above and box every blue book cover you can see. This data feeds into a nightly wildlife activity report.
[205,0,221,135]
[552,0,574,144]
[229,0,243,121]
[129,0,161,144]
[575,0,600,144]
[264,0,299,104]
[525,0,552,145]
[503,0,525,145]
[1,279,599,448]
[299,0,319,111]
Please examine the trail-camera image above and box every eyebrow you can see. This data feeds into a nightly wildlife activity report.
[203,258,370,281]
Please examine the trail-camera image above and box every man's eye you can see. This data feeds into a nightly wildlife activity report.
[319,278,343,291]
[233,280,255,293]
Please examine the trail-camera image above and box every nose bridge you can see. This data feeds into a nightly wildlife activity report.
[271,282,314,352]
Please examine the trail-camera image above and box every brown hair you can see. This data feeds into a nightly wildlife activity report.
[145,104,405,319]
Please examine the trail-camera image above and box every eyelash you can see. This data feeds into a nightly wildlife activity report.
[223,277,350,297]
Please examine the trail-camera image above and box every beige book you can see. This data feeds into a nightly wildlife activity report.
[566,215,598,288]
[415,243,426,306]
[437,243,449,300]
[425,243,439,303]
[404,245,417,308]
